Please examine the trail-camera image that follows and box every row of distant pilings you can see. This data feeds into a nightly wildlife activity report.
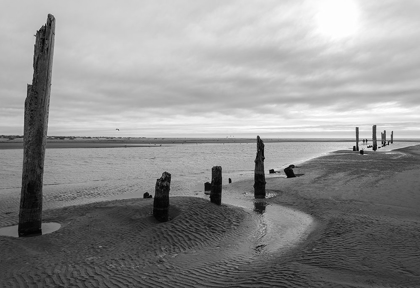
[153,135,267,222]
[353,125,394,152]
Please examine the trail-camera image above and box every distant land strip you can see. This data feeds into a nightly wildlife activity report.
[1,135,419,150]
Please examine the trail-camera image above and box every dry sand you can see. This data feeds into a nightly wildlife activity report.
[1,145,420,287]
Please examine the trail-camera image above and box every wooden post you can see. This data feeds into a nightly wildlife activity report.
[384,130,386,146]
[210,166,222,205]
[391,131,393,144]
[254,136,266,199]
[355,127,359,151]
[18,14,56,237]
[372,125,377,151]
[153,172,171,222]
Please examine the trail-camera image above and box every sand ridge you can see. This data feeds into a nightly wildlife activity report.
[0,197,264,287]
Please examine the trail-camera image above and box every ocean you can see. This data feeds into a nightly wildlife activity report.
[0,141,416,215]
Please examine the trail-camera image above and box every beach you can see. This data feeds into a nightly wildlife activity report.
[1,144,420,287]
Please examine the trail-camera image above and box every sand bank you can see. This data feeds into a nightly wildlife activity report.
[262,145,420,287]
[1,145,420,287]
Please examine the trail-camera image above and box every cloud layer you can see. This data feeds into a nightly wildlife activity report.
[1,0,419,138]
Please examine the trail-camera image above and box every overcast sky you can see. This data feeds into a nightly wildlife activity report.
[1,0,419,138]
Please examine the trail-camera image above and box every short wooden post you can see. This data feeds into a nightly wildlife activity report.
[153,172,171,222]
[372,125,377,151]
[210,166,222,205]
[355,127,359,151]
[204,182,211,192]
[384,130,386,146]
[18,14,56,237]
[254,136,266,199]
[391,131,393,144]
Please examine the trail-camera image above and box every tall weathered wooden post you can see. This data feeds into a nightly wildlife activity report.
[210,166,222,205]
[391,131,394,144]
[18,14,56,237]
[372,125,377,151]
[153,172,171,222]
[355,127,359,151]
[254,136,266,199]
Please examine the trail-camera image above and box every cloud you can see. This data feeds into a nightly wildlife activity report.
[1,0,420,138]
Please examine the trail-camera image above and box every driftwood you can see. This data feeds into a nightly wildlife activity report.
[210,166,222,205]
[19,14,56,237]
[153,172,171,222]
[254,136,266,199]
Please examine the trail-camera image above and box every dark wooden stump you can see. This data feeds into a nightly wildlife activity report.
[284,166,296,178]
[204,182,211,191]
[210,166,222,205]
[372,125,377,151]
[19,14,56,237]
[153,172,171,222]
[254,136,266,199]
[355,127,359,151]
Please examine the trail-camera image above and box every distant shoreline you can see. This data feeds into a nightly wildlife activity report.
[1,136,419,149]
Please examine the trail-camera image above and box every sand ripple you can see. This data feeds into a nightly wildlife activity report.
[0,197,267,287]
[2,145,420,287]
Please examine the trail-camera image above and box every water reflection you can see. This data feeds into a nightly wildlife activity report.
[0,222,61,238]
[253,201,267,214]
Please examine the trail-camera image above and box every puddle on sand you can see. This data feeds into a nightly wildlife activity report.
[0,222,61,238]
[217,191,315,254]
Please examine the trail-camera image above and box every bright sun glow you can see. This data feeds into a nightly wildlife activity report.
[315,0,360,40]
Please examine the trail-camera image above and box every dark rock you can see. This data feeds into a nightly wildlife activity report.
[284,165,296,178]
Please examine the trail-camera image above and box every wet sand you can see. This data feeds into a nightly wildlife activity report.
[1,145,420,287]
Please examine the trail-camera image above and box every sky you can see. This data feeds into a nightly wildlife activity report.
[1,0,419,139]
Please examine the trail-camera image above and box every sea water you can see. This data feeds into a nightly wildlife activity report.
[0,141,416,215]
